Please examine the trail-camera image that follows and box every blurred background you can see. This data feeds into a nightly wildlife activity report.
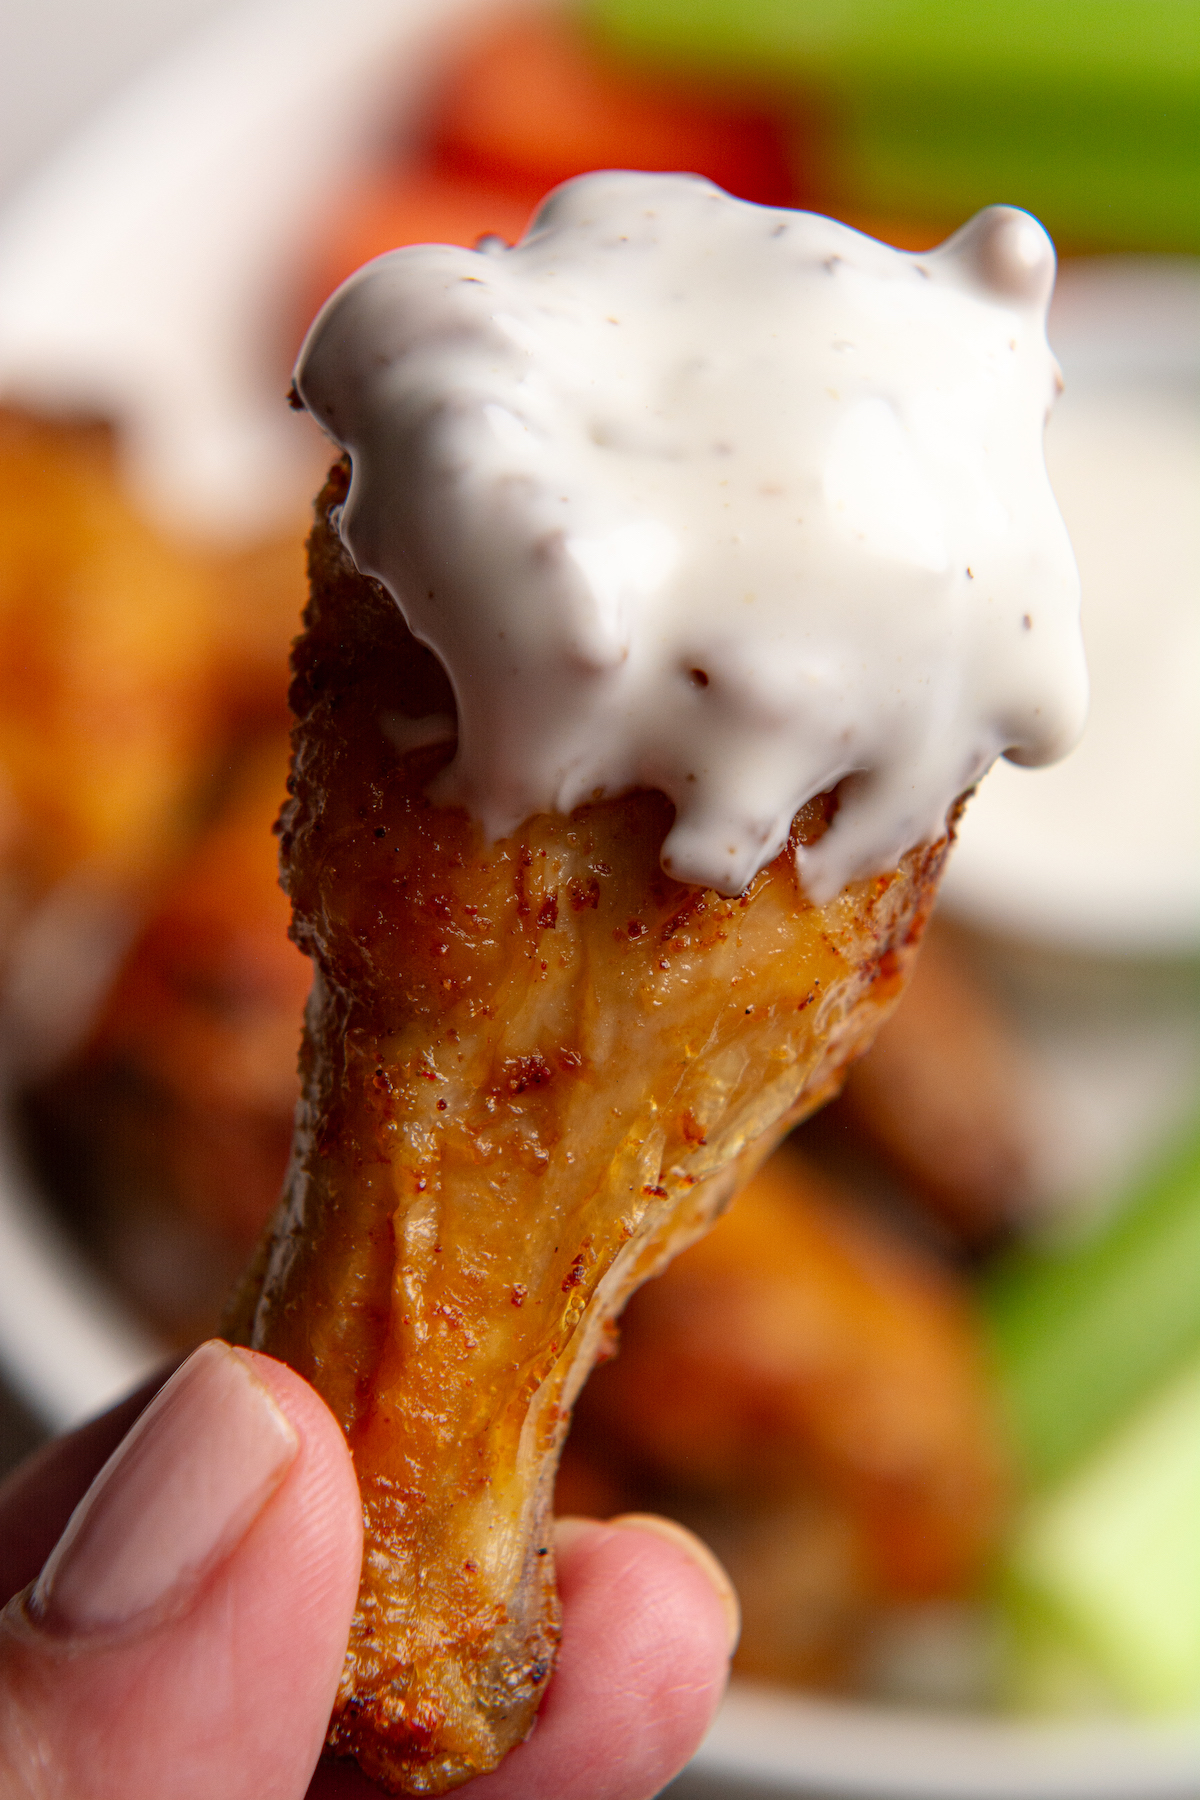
[0,0,1198,1765]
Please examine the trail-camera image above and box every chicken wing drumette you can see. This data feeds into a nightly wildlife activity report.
[228,174,1083,1793]
[226,463,950,1791]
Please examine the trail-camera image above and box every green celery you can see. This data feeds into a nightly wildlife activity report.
[583,0,1200,250]
[1004,1349,1200,1713]
[984,1114,1200,1488]
[586,0,1200,94]
[841,103,1198,252]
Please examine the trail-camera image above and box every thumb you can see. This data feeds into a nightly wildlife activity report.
[0,1342,362,1800]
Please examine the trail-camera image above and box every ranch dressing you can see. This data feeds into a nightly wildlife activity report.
[295,170,1087,900]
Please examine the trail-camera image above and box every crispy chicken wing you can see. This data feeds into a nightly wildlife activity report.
[226,460,954,1793]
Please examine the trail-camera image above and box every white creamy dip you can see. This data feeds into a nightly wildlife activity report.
[296,170,1087,900]
[942,255,1200,952]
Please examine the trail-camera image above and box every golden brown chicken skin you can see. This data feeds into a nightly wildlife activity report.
[226,458,955,1794]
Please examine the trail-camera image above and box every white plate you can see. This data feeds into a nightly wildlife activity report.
[675,1686,1200,1798]
[0,6,1198,1796]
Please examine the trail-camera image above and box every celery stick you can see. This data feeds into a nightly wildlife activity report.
[584,0,1200,251]
[1005,1349,1200,1713]
[983,1115,1200,1487]
[838,108,1196,254]
[588,0,1200,95]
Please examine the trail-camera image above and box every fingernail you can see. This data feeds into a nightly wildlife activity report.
[608,1513,742,1654]
[552,1514,601,1559]
[31,1341,298,1635]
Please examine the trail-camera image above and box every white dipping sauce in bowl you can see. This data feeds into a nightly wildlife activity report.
[942,258,1200,955]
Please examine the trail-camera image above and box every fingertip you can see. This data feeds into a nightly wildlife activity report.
[230,1346,361,1551]
[606,1513,741,1654]
[218,1348,364,1755]
[231,1348,352,1467]
[551,1513,603,1559]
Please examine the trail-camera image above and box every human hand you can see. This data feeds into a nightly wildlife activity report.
[0,1341,738,1799]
